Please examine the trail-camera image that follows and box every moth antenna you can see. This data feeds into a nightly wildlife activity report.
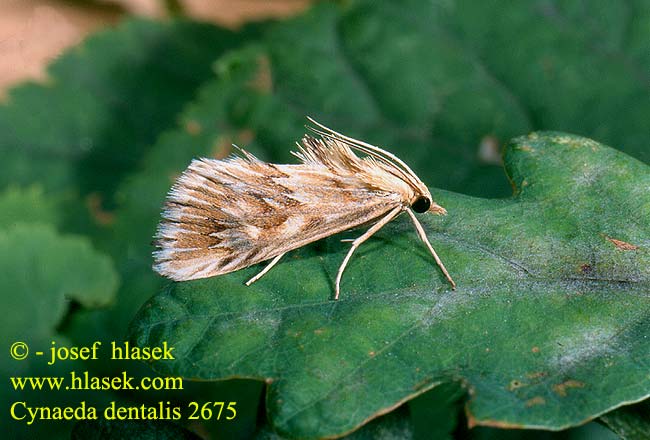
[309,127,418,187]
[305,117,423,189]
[230,143,259,163]
[306,117,414,171]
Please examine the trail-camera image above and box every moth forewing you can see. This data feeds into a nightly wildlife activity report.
[153,156,403,281]
[153,119,456,298]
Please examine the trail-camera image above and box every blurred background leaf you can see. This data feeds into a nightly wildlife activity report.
[0,19,258,212]
[0,223,118,439]
[0,185,61,228]
[599,400,650,440]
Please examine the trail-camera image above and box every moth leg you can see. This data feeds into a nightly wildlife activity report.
[245,252,286,286]
[405,207,456,289]
[335,206,403,300]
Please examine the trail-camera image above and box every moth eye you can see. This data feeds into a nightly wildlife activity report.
[412,196,431,213]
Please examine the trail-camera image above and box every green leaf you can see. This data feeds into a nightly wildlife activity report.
[256,406,414,439]
[130,133,650,438]
[72,419,201,440]
[1,224,118,341]
[0,224,118,438]
[599,400,650,440]
[451,0,650,164]
[0,185,61,228]
[0,223,117,345]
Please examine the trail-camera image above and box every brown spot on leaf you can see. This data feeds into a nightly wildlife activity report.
[526,371,547,379]
[580,263,593,274]
[605,236,639,251]
[508,380,526,391]
[368,351,375,357]
[466,406,525,429]
[525,396,546,407]
[184,119,202,135]
[237,129,255,145]
[248,54,273,93]
[313,329,324,335]
[465,409,478,429]
[86,193,114,226]
[211,136,233,159]
[531,346,540,353]
[553,380,585,397]
[517,145,534,152]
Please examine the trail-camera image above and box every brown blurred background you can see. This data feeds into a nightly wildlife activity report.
[0,0,310,99]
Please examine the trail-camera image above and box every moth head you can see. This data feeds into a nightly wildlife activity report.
[410,187,447,215]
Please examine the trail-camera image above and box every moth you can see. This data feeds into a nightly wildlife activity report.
[153,118,456,299]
